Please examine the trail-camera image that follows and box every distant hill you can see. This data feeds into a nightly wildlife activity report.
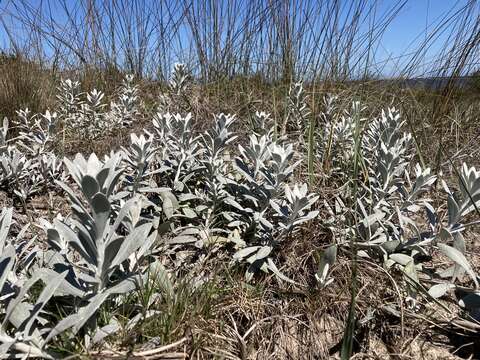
[344,76,475,91]
[400,76,472,90]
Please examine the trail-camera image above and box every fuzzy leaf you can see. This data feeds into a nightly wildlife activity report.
[46,292,110,342]
[428,283,455,299]
[23,270,68,336]
[255,246,272,261]
[233,246,261,260]
[438,244,479,288]
[0,246,15,294]
[316,245,337,285]
[81,175,100,201]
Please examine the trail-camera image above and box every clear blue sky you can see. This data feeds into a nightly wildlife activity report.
[375,0,476,75]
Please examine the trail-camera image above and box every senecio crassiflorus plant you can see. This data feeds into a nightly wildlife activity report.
[0,67,319,356]
[0,66,479,357]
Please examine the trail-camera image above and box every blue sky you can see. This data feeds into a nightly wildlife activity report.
[375,0,474,75]
[0,1,477,77]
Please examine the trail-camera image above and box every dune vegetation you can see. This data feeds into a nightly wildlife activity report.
[1,1,480,359]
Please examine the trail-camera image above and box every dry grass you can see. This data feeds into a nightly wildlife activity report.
[2,56,480,360]
[0,54,56,119]
[1,1,480,357]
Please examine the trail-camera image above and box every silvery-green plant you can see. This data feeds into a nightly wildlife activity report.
[169,63,190,96]
[0,147,43,206]
[230,133,290,213]
[251,111,273,137]
[148,110,319,281]
[108,74,140,127]
[362,108,412,194]
[170,114,237,247]
[122,132,158,195]
[61,152,124,205]
[353,109,436,262]
[152,112,203,192]
[316,105,437,304]
[317,101,366,234]
[427,164,480,320]
[0,250,68,359]
[232,182,319,282]
[57,78,81,111]
[157,63,192,113]
[80,89,107,138]
[0,147,28,188]
[0,208,38,262]
[317,103,480,315]
[0,207,69,359]
[315,244,337,288]
[316,96,357,173]
[39,152,163,342]
[157,93,172,113]
[442,164,480,231]
[283,81,310,141]
[56,79,83,133]
[429,244,480,325]
[38,153,65,186]
[120,131,178,222]
[0,117,9,149]
[15,109,58,156]
[6,108,63,197]
[329,115,356,166]
[229,131,318,281]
